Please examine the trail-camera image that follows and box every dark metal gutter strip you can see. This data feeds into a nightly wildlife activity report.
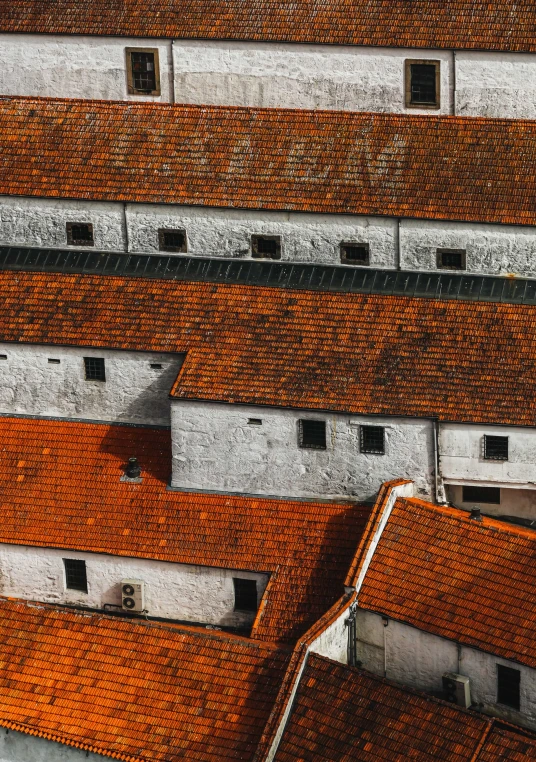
[1,246,536,305]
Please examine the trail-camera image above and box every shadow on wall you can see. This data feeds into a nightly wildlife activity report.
[95,418,173,483]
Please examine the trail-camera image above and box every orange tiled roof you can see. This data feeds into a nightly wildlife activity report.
[0,597,290,762]
[0,1,536,52]
[479,726,536,761]
[358,497,536,668]
[1,268,536,426]
[0,416,370,644]
[273,653,494,761]
[0,97,535,226]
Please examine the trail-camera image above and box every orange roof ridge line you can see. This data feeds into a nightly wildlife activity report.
[471,718,496,762]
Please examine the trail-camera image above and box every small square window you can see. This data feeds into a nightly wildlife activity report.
[340,243,370,266]
[66,222,94,247]
[84,357,106,382]
[462,485,501,504]
[360,425,385,455]
[233,578,258,612]
[497,665,520,711]
[298,419,327,450]
[405,60,440,108]
[437,249,466,271]
[251,235,281,260]
[484,435,508,461]
[158,228,187,253]
[64,559,88,593]
[126,48,161,95]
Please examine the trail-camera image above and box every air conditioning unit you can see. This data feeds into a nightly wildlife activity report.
[121,579,145,612]
[442,672,471,709]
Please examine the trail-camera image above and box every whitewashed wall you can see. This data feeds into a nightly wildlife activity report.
[0,34,173,101]
[400,219,536,277]
[446,484,536,520]
[170,401,434,500]
[0,728,103,762]
[456,52,536,119]
[0,543,269,628]
[355,609,536,730]
[0,343,183,425]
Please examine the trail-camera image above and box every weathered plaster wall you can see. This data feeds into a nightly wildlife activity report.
[171,401,434,500]
[0,34,172,101]
[355,609,536,730]
[456,52,536,119]
[0,343,183,425]
[0,728,104,762]
[400,219,536,277]
[0,543,268,628]
[446,484,536,520]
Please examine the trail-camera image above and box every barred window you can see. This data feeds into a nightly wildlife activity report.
[64,559,88,593]
[158,228,187,253]
[298,419,327,450]
[66,222,94,247]
[484,435,508,461]
[340,243,370,266]
[406,61,440,108]
[360,425,385,454]
[84,357,106,382]
[251,235,281,260]
[437,249,466,271]
[126,48,160,95]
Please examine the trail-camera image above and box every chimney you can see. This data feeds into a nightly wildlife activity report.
[470,506,482,522]
[125,457,141,479]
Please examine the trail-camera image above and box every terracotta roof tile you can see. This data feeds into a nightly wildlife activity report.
[358,498,536,668]
[0,269,536,426]
[0,416,370,644]
[479,726,536,761]
[0,97,535,225]
[273,654,491,761]
[0,597,290,762]
[0,1,535,52]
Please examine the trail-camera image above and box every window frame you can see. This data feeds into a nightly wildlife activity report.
[66,222,94,247]
[84,356,106,382]
[340,242,370,266]
[63,558,88,593]
[483,434,509,461]
[462,485,501,505]
[251,235,282,261]
[158,228,187,253]
[126,47,161,96]
[497,664,521,711]
[360,425,385,455]
[437,248,467,271]
[233,577,258,612]
[405,59,441,109]
[298,419,327,450]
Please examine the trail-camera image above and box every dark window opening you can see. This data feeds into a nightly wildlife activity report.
[462,485,501,504]
[437,249,466,271]
[127,49,160,94]
[233,578,258,612]
[84,357,106,382]
[340,243,370,266]
[497,665,520,711]
[251,235,281,260]
[248,418,263,425]
[66,222,94,247]
[406,61,440,107]
[0,355,7,360]
[360,425,385,454]
[484,435,509,461]
[158,228,187,253]
[48,358,61,364]
[64,558,88,593]
[298,419,327,450]
[150,363,163,369]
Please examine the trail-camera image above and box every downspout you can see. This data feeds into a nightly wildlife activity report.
[433,417,441,504]
[171,40,176,104]
[452,51,457,116]
[382,617,388,677]
[123,203,130,254]
[395,218,401,270]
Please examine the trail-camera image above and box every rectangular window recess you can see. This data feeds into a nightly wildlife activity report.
[437,249,466,271]
[150,363,163,369]
[298,419,327,450]
[126,48,161,96]
[483,435,509,461]
[63,558,88,593]
[251,235,281,260]
[497,664,520,711]
[360,425,385,454]
[405,60,440,108]
[233,578,258,612]
[340,243,370,266]
[248,418,263,425]
[158,228,187,253]
[0,355,7,360]
[66,222,94,247]
[84,356,106,382]
[48,358,61,364]
[462,485,501,505]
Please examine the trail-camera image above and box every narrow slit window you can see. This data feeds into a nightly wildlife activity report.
[406,61,440,108]
[340,243,370,266]
[298,419,327,450]
[0,355,7,360]
[251,235,281,260]
[84,357,106,382]
[48,358,61,365]
[484,435,509,461]
[233,578,258,612]
[66,222,94,247]
[126,48,160,95]
[462,485,501,504]
[64,558,88,593]
[360,425,385,454]
[150,363,163,369]
[497,665,520,711]
[248,418,263,425]
[158,228,187,253]
[437,249,466,271]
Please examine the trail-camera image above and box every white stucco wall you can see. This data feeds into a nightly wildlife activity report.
[446,484,536,520]
[355,609,536,730]
[400,219,536,277]
[0,34,172,101]
[456,52,536,119]
[0,543,269,628]
[170,401,434,500]
[0,343,183,425]
[0,728,104,762]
